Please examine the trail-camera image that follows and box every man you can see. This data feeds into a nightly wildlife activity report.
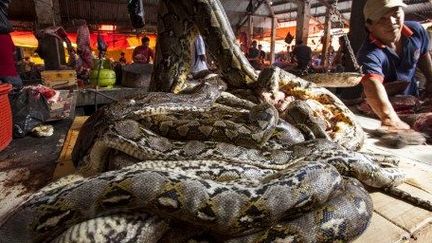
[292,40,312,70]
[132,36,154,64]
[247,40,260,69]
[0,0,22,89]
[119,52,127,65]
[358,0,432,131]
[191,34,211,79]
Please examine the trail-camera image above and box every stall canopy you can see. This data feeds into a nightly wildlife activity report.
[10,31,157,50]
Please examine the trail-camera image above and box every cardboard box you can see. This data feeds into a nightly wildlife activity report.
[41,70,77,89]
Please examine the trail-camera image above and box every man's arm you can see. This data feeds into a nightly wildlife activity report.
[132,48,139,63]
[417,51,432,94]
[362,77,410,130]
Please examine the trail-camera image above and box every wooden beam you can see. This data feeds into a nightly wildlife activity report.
[236,1,264,30]
[274,0,352,15]
[270,0,297,8]
[316,0,350,26]
[295,0,311,44]
[264,0,275,17]
[249,13,274,18]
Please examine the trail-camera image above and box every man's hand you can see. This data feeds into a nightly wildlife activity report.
[362,78,411,130]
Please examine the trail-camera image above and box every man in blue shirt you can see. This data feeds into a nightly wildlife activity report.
[358,0,432,131]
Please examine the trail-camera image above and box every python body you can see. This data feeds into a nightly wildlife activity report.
[1,0,430,242]
[0,83,417,242]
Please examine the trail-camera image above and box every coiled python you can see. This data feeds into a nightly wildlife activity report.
[1,0,431,242]
[1,84,426,242]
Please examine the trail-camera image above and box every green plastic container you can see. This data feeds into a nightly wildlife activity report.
[90,69,116,88]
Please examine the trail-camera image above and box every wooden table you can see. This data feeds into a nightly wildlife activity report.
[0,118,74,217]
[354,115,432,243]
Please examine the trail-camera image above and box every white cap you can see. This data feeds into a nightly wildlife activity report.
[364,0,407,22]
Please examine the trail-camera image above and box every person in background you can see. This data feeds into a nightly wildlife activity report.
[258,44,266,65]
[285,45,292,63]
[119,52,127,65]
[23,56,33,72]
[273,55,288,69]
[191,34,211,79]
[311,54,322,69]
[333,36,347,72]
[358,0,432,131]
[0,0,22,89]
[292,40,312,71]
[133,36,154,64]
[247,40,260,69]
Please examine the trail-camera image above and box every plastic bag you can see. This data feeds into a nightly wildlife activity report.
[0,0,12,34]
[128,0,145,29]
[10,89,50,138]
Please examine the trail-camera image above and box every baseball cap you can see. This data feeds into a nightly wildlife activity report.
[363,0,407,22]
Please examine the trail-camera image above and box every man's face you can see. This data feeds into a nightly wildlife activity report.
[142,40,149,47]
[367,7,405,45]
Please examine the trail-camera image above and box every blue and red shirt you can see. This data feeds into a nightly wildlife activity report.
[357,21,430,96]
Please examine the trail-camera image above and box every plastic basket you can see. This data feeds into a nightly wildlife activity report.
[0,84,13,151]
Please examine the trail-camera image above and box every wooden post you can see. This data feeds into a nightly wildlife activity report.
[34,0,66,70]
[321,8,331,68]
[34,0,61,27]
[248,15,254,46]
[296,0,311,45]
[52,0,61,26]
[264,0,276,65]
[270,17,277,64]
[338,0,367,99]
[347,0,367,72]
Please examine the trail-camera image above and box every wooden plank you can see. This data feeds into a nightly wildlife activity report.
[68,116,89,131]
[370,184,432,234]
[400,161,432,195]
[353,212,410,243]
[53,116,89,179]
[410,221,432,242]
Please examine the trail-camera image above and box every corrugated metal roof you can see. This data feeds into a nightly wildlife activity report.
[7,0,432,32]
